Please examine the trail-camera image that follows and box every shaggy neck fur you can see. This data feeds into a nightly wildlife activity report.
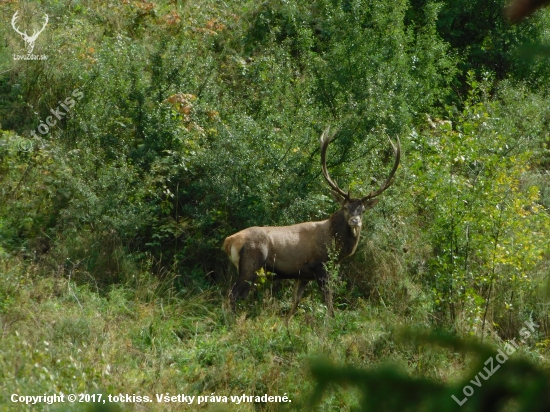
[328,208,361,260]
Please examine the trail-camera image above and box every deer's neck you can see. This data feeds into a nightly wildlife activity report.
[328,209,361,260]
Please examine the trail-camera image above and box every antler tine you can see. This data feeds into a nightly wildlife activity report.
[11,11,27,37]
[361,136,401,201]
[41,14,49,31]
[320,126,348,200]
[29,14,49,40]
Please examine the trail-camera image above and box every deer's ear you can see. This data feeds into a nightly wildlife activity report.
[331,190,346,206]
[363,198,379,209]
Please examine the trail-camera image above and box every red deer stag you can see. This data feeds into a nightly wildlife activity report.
[223,127,400,316]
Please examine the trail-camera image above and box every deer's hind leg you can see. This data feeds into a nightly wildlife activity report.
[288,279,309,318]
[229,244,268,310]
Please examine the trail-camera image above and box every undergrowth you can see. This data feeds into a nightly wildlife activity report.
[2,256,548,411]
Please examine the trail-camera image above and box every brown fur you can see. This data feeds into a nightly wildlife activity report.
[225,199,378,317]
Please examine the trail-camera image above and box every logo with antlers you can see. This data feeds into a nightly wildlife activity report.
[11,11,49,55]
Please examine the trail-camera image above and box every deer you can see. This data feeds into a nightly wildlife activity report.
[223,127,400,316]
[11,11,49,55]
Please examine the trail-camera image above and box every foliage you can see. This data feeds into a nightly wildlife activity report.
[408,73,550,335]
[310,330,550,411]
[408,0,550,88]
[0,0,550,410]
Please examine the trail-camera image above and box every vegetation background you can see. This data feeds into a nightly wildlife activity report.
[0,0,549,410]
